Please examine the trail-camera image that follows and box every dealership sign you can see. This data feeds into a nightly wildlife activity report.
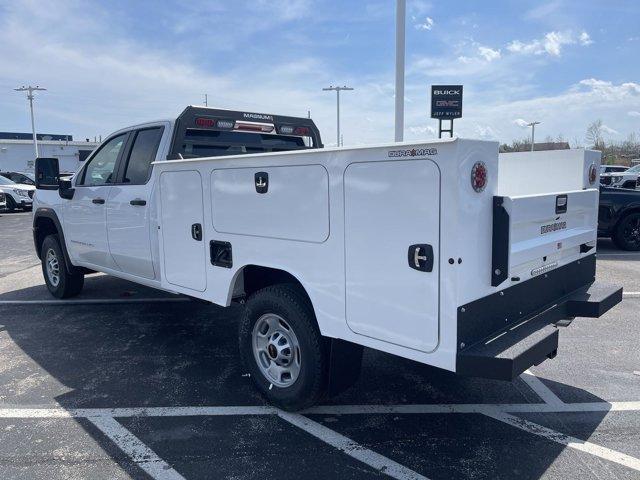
[431,85,463,119]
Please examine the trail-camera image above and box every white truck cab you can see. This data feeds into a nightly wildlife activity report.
[32,106,622,410]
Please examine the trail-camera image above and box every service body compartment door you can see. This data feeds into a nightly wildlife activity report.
[344,159,440,352]
[159,170,207,292]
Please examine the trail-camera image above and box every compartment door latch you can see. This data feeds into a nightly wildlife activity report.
[191,223,202,241]
[408,244,434,272]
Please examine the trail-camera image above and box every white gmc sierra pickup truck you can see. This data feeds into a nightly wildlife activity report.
[33,106,622,410]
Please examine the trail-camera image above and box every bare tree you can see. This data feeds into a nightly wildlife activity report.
[586,119,604,150]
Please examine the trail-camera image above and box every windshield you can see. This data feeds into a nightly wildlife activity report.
[626,164,640,173]
[0,176,16,185]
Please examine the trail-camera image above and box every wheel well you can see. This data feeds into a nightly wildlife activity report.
[34,216,59,259]
[234,265,311,303]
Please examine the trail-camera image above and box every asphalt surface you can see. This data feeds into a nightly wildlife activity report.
[0,210,639,479]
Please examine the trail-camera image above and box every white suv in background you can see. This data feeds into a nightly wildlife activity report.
[600,164,640,189]
[0,175,35,211]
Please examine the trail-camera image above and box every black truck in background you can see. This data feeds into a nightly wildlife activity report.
[598,187,640,251]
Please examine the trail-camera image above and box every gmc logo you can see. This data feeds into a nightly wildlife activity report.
[435,100,460,107]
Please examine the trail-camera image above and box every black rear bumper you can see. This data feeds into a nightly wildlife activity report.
[456,256,622,381]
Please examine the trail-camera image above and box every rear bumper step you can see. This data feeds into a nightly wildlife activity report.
[456,282,622,381]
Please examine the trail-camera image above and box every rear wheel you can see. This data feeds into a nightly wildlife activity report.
[41,234,84,298]
[613,213,640,251]
[239,284,328,411]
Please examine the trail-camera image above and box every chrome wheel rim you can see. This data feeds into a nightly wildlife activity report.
[252,313,301,388]
[45,248,60,287]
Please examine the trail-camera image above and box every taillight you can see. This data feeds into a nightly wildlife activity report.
[588,164,597,185]
[195,117,215,128]
[278,125,310,136]
[471,161,488,192]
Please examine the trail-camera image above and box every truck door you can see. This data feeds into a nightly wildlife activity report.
[106,126,164,279]
[64,133,128,269]
[344,159,440,352]
[159,170,207,292]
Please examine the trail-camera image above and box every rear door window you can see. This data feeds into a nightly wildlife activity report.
[122,127,163,184]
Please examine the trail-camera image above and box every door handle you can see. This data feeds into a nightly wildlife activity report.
[408,244,434,272]
[130,199,147,206]
[92,198,105,204]
[191,223,202,241]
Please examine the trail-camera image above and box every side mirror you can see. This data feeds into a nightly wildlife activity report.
[35,157,60,190]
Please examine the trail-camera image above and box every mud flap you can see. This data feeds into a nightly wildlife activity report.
[327,338,363,397]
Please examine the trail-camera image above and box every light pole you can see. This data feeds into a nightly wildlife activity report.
[395,0,406,142]
[322,85,354,147]
[14,85,47,158]
[527,121,540,152]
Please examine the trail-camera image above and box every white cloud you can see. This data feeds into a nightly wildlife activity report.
[507,30,591,57]
[415,17,434,31]
[628,111,640,117]
[513,119,530,128]
[579,31,593,46]
[601,125,619,135]
[474,125,499,139]
[409,0,432,16]
[478,46,501,62]
[409,125,436,136]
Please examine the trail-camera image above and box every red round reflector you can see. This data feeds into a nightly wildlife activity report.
[588,163,597,185]
[471,161,488,192]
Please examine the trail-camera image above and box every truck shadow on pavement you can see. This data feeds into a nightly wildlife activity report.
[0,295,619,479]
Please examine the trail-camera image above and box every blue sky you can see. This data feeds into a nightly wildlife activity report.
[1,0,639,146]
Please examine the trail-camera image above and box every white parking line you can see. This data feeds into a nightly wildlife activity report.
[520,370,564,405]
[0,297,190,305]
[277,410,429,480]
[484,410,640,472]
[88,416,185,480]
[2,401,640,418]
[3,400,640,478]
[623,292,640,298]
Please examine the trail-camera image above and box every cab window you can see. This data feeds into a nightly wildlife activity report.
[79,134,127,186]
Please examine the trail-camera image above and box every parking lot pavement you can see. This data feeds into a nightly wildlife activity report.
[1,212,640,479]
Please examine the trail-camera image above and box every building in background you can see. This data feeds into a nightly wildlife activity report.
[0,132,98,173]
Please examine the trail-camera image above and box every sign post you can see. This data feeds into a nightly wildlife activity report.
[430,85,463,138]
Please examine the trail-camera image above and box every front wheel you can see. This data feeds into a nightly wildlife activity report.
[613,213,640,251]
[239,284,328,411]
[41,234,85,298]
[5,196,17,212]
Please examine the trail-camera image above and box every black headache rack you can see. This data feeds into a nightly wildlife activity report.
[456,255,622,381]
[168,106,323,160]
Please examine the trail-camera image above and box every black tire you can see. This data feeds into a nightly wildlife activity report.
[613,213,640,251]
[41,234,84,298]
[239,284,328,411]
[5,195,16,212]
